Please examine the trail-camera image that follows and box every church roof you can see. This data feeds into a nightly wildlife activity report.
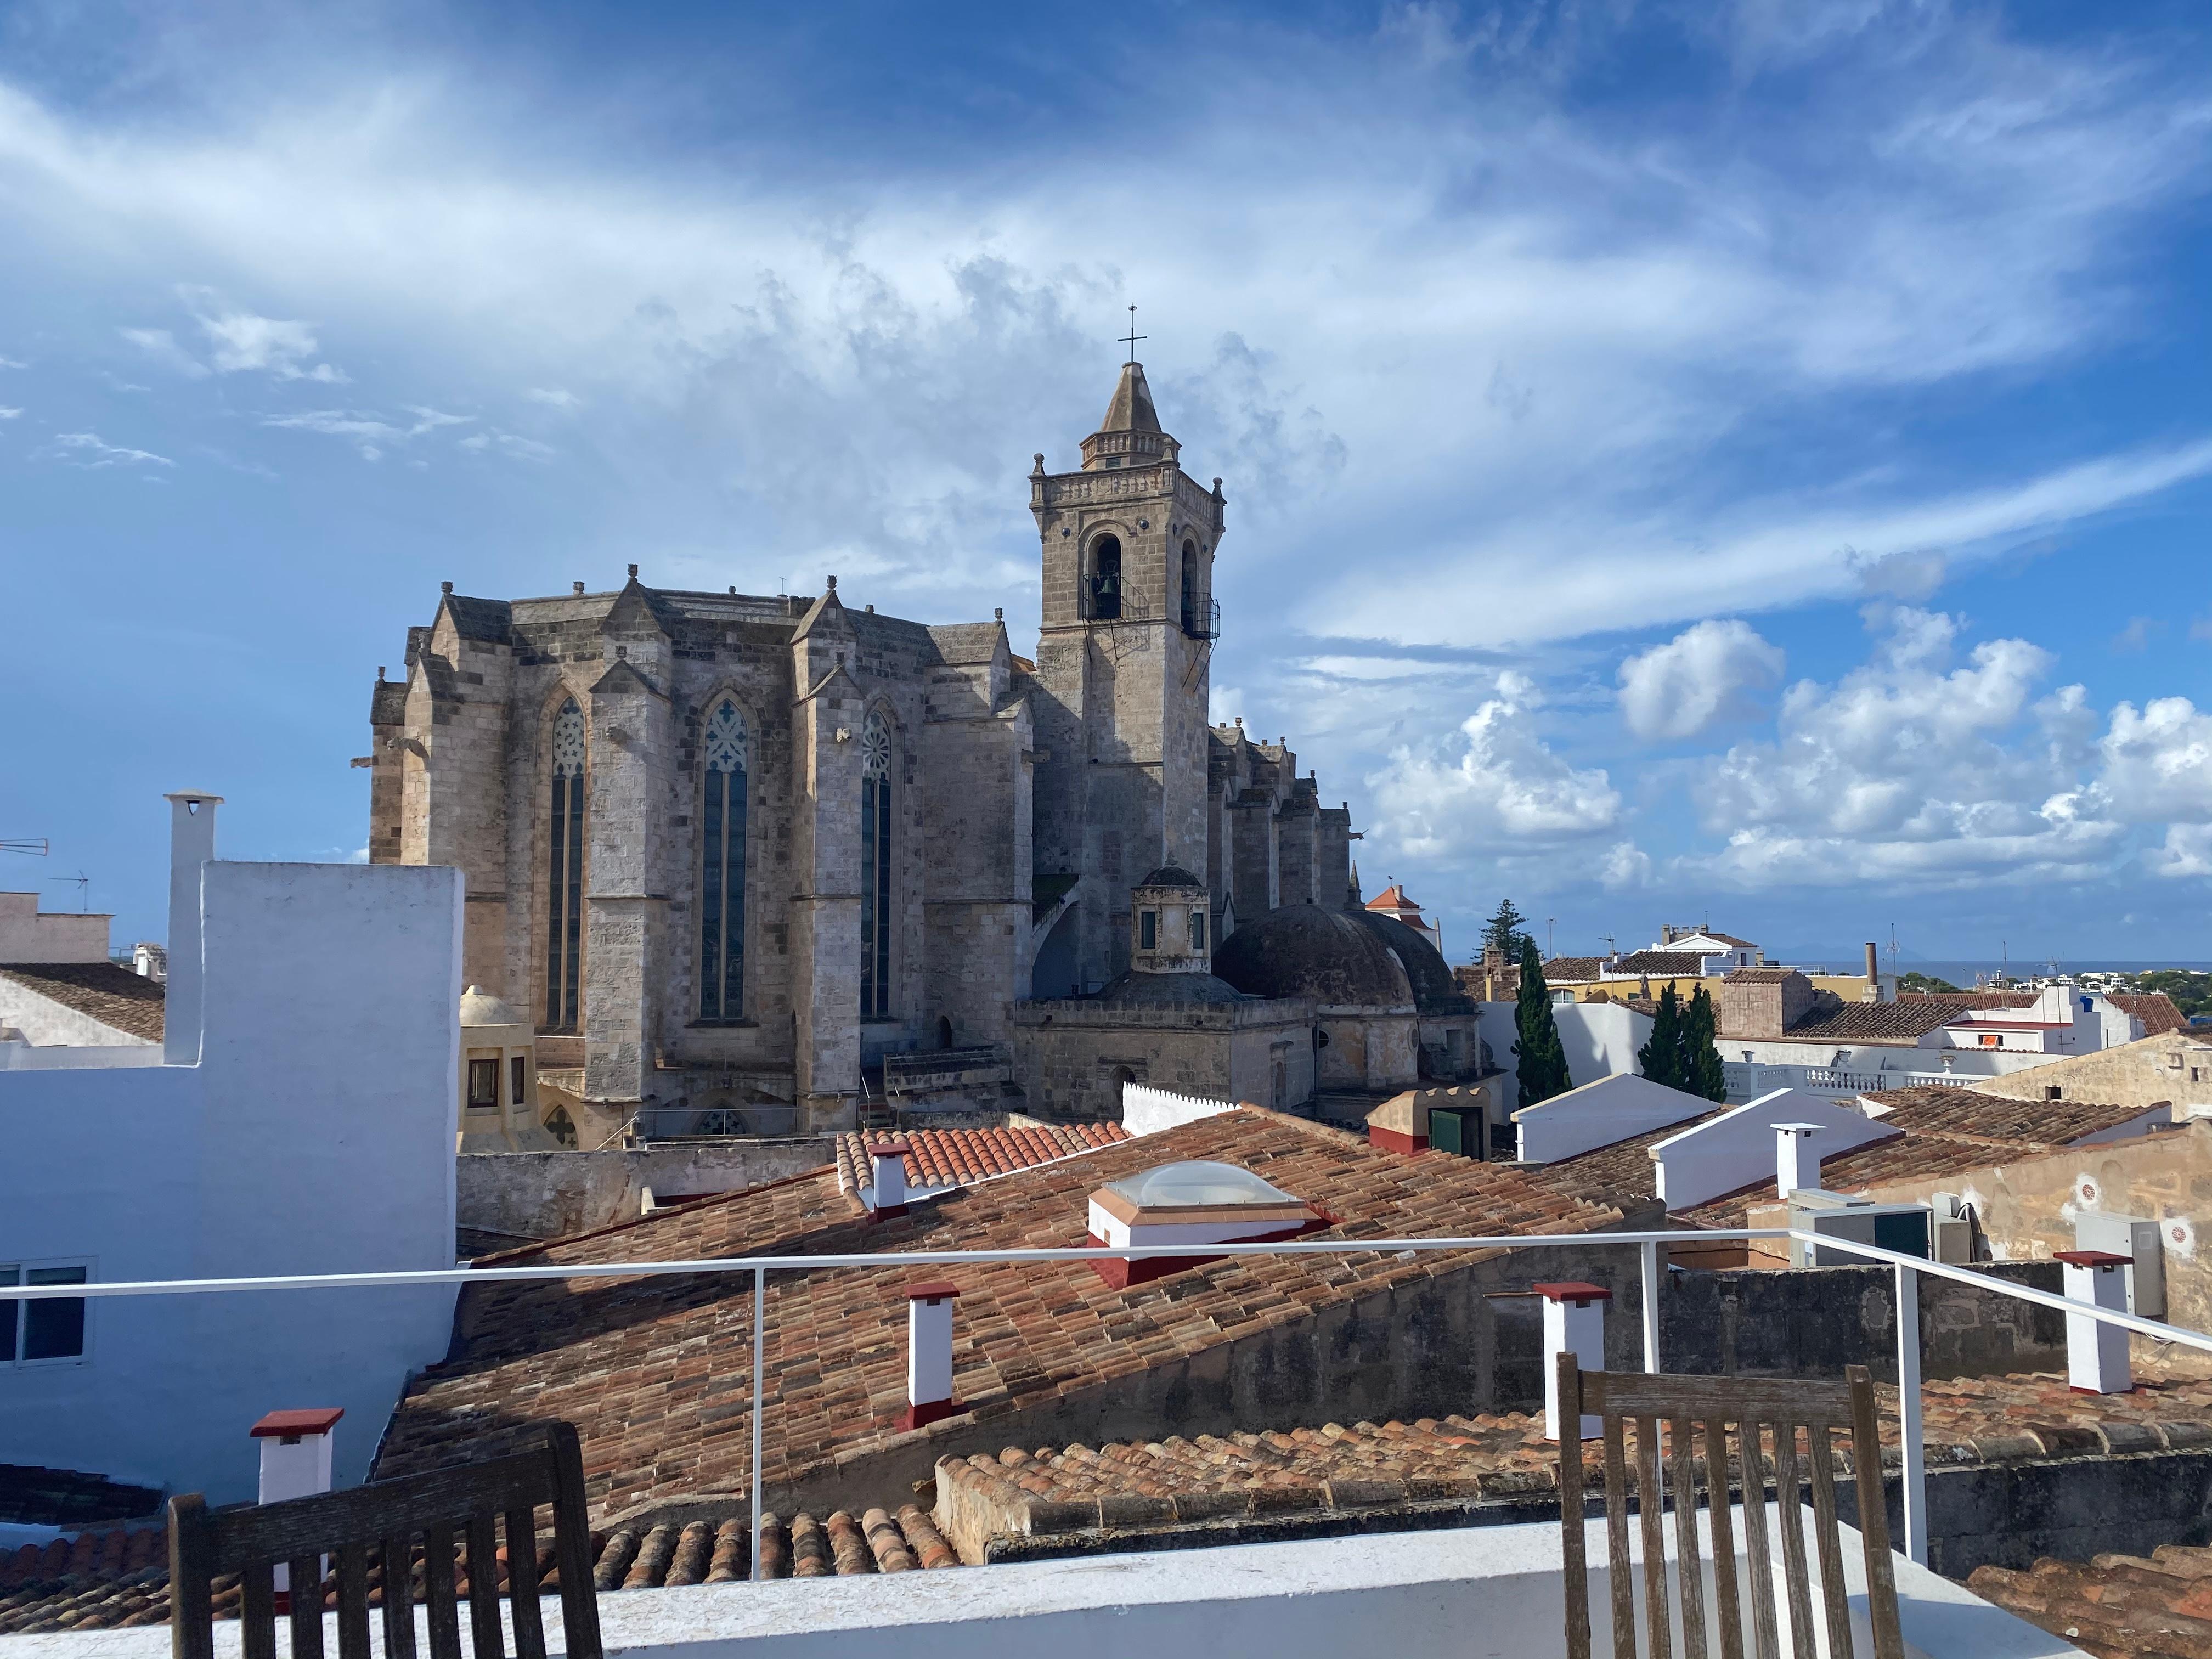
[1365,884,1421,915]
[924,622,1004,665]
[1091,969,1254,1007]
[1212,904,1415,1010]
[1348,910,1472,1015]
[1098,362,1163,435]
[439,594,514,644]
[1134,865,1206,891]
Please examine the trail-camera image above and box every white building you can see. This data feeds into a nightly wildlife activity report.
[0,792,462,1506]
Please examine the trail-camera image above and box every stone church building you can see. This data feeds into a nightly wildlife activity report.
[368,363,1474,1131]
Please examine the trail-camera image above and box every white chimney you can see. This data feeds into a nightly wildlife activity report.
[2055,1250,2134,1394]
[162,791,223,1066]
[868,1140,911,1217]
[1775,1123,1821,1198]
[901,1282,960,1429]
[253,1408,342,1600]
[1537,1281,1612,1441]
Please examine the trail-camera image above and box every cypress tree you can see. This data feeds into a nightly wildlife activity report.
[1513,935,1573,1107]
[1683,982,1729,1102]
[1638,984,1684,1089]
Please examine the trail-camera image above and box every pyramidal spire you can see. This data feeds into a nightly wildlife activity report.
[1099,361,1162,434]
[1081,362,1177,471]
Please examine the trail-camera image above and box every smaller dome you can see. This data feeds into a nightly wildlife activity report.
[1091,969,1250,1007]
[1350,910,1474,1014]
[1104,1161,1294,1209]
[1212,904,1415,1009]
[1133,865,1206,892]
[460,985,525,1028]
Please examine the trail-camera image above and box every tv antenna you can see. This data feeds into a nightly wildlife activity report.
[1546,917,1556,959]
[1599,933,1617,962]
[2,837,48,856]
[48,872,91,912]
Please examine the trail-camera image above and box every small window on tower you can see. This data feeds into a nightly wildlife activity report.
[511,1054,528,1106]
[468,1058,499,1109]
[1139,910,1158,950]
[1191,909,1206,951]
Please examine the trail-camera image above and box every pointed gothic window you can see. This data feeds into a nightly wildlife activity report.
[1180,539,1199,635]
[698,698,749,1020]
[860,712,893,1018]
[544,699,586,1031]
[1090,535,1122,621]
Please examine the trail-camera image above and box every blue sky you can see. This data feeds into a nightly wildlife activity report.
[3,0,2211,963]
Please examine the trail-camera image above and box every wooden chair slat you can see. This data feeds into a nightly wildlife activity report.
[423,1525,462,1659]
[168,1495,218,1659]
[506,1506,549,1659]
[1635,1419,1673,1659]
[466,1513,506,1659]
[240,1564,278,1659]
[1737,1423,1780,1659]
[380,1534,419,1659]
[1669,1416,1708,1659]
[1602,1406,1637,1659]
[1804,1425,1856,1659]
[547,1423,606,1659]
[199,1451,557,1570]
[1845,1366,1907,1659]
[1560,1355,1594,1659]
[335,1543,372,1659]
[1771,1425,1818,1659]
[287,1554,325,1659]
[1702,1420,1743,1659]
[1591,1374,1858,1426]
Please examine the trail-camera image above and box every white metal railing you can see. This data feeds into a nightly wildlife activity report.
[4,1226,2204,1581]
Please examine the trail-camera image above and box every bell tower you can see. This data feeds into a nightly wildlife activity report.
[1030,359,1227,989]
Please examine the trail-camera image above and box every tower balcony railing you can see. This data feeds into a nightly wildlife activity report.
[1181,597,1222,642]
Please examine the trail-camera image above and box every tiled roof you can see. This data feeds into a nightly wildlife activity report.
[1781,998,1963,1043]
[923,622,1003,665]
[1862,1086,2156,1145]
[0,961,164,1041]
[832,1123,1131,1195]
[1970,1545,2212,1659]
[1900,991,2039,1011]
[1724,967,1797,984]
[935,1368,2212,1561]
[374,1110,1624,1521]
[2112,994,2191,1038]
[1612,951,1708,977]
[1543,956,1605,981]
[0,1505,956,1634]
[0,1464,161,1529]
[1365,885,1420,913]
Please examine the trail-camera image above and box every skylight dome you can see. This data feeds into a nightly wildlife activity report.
[1103,1161,1294,1210]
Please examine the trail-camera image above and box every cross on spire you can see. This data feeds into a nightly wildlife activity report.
[1119,304,1146,364]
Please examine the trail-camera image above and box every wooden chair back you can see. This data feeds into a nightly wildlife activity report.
[1557,1359,1903,1659]
[168,1421,602,1659]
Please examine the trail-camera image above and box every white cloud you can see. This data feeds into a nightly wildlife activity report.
[2148,825,2212,878]
[1367,670,1622,859]
[2101,698,2212,823]
[44,431,174,468]
[118,326,210,378]
[459,427,554,461]
[527,387,582,411]
[1618,620,1786,741]
[262,405,473,459]
[1599,841,1653,890]
[0,356,24,369]
[0,407,20,419]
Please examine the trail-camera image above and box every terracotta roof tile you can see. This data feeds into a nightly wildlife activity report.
[1862,1086,2158,1144]
[1544,957,1605,981]
[1781,1000,1963,1043]
[834,1123,1132,1195]
[0,962,163,1042]
[2112,994,2191,1038]
[1971,1545,2212,1659]
[375,1110,1624,1521]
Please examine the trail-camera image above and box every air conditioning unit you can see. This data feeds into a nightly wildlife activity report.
[1929,1192,1976,1265]
[1787,1190,1933,1268]
[2072,1214,2166,1318]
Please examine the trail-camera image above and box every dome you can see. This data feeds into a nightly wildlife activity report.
[1211,904,1415,1009]
[1349,910,1474,1014]
[459,985,526,1028]
[1133,864,1206,892]
[1092,969,1251,1007]
[1103,1161,1293,1209]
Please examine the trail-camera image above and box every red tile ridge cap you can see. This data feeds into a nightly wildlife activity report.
[251,1407,344,1437]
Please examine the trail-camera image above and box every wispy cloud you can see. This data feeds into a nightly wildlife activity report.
[261,405,473,460]
[0,406,21,420]
[526,387,582,411]
[43,431,175,468]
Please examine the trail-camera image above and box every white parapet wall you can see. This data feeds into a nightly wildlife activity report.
[1649,1087,1897,1211]
[1122,1082,1238,1137]
[1513,1073,1717,1164]
[0,832,464,1506]
[15,1513,2085,1659]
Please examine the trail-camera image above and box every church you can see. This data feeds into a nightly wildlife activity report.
[366,361,1477,1132]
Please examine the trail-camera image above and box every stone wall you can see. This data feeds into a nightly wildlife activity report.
[1011,1000,1316,1120]
[455,1139,833,1242]
[1968,1029,2211,1115]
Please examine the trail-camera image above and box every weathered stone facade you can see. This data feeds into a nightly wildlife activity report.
[369,364,1382,1128]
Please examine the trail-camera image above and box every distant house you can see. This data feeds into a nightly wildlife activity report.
[1363,883,1442,955]
[0,893,165,1050]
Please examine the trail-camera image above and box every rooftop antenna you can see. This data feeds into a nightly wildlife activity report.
[1600,933,1617,963]
[1119,304,1147,364]
[1547,917,1556,959]
[1,837,49,856]
[48,872,90,912]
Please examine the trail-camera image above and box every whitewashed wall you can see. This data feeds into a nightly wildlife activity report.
[1513,1074,1715,1164]
[0,851,462,1506]
[1648,1088,1896,1211]
[1122,1082,1237,1136]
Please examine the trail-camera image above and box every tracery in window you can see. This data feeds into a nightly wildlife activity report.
[544,699,586,1031]
[860,712,893,1018]
[699,698,750,1020]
